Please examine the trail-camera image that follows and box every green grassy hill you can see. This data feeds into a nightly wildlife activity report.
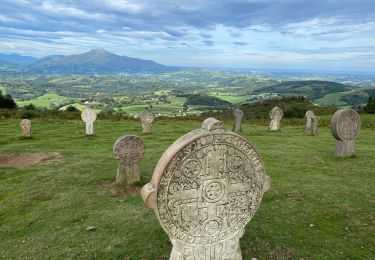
[0,117,374,259]
[253,80,357,101]
[210,96,336,120]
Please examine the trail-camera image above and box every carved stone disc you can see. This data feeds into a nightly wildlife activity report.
[270,106,283,119]
[152,119,267,245]
[305,110,314,119]
[20,119,31,128]
[233,109,244,118]
[113,134,145,166]
[81,108,97,123]
[331,109,361,141]
[140,110,155,122]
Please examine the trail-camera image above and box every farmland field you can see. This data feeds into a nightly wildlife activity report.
[0,116,374,259]
[17,93,71,108]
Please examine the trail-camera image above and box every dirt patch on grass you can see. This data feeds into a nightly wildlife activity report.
[0,152,63,169]
[97,180,141,197]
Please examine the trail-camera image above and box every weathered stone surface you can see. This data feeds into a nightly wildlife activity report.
[113,134,145,185]
[81,108,97,135]
[311,115,319,136]
[232,109,244,132]
[268,106,283,131]
[20,119,32,137]
[140,110,155,133]
[331,109,361,157]
[141,117,271,260]
[304,110,315,132]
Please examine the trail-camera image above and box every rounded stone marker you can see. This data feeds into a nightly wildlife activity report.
[268,106,283,131]
[20,119,32,137]
[113,134,145,185]
[140,110,155,134]
[81,108,97,135]
[305,110,315,132]
[141,117,271,259]
[331,108,361,157]
[232,108,244,132]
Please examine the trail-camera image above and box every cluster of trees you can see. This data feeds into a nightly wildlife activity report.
[183,94,231,107]
[0,90,17,109]
[364,96,375,113]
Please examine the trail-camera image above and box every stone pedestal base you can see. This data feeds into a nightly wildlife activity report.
[142,123,152,134]
[169,235,243,260]
[232,121,242,132]
[336,140,355,157]
[22,129,32,137]
[269,120,280,131]
[86,122,94,135]
[116,164,140,185]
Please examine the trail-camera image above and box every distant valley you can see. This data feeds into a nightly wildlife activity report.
[0,49,374,115]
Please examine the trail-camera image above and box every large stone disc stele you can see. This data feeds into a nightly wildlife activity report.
[149,118,268,246]
[331,109,361,141]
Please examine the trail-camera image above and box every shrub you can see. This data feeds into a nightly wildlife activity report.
[24,104,36,110]
[0,91,17,109]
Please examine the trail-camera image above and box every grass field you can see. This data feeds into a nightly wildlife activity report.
[315,92,348,107]
[17,93,71,108]
[0,117,374,259]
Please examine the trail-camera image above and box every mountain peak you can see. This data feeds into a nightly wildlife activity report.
[27,49,177,74]
[89,48,110,54]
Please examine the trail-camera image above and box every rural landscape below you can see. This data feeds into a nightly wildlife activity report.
[0,0,374,259]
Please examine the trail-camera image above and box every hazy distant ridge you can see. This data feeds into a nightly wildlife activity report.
[0,49,177,74]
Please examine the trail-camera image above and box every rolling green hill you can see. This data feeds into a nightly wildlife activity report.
[253,80,356,100]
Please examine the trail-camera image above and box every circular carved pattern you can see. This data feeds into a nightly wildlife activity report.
[81,108,97,123]
[182,159,201,178]
[228,155,243,171]
[203,219,220,236]
[331,109,361,141]
[204,181,224,202]
[156,132,266,245]
[113,135,145,165]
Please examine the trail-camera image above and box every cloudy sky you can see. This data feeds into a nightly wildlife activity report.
[0,0,374,71]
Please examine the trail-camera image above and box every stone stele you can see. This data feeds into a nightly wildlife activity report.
[304,110,315,132]
[113,134,145,185]
[311,115,319,136]
[268,106,283,131]
[141,117,271,260]
[232,109,244,132]
[140,110,155,134]
[331,109,361,157]
[81,108,97,135]
[20,119,32,137]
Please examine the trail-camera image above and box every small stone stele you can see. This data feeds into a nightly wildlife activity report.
[141,117,271,260]
[20,119,32,137]
[304,110,315,132]
[311,115,319,136]
[232,109,244,132]
[140,110,155,134]
[81,108,97,135]
[113,134,145,185]
[268,106,283,131]
[331,109,361,157]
